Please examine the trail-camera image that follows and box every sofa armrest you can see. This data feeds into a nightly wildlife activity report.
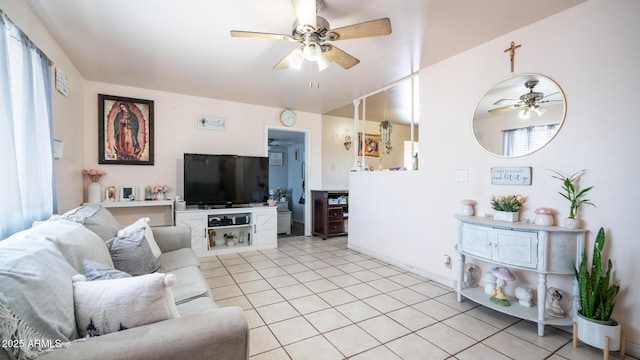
[40,307,249,360]
[152,225,192,252]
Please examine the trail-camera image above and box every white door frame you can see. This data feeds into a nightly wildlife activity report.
[265,126,311,236]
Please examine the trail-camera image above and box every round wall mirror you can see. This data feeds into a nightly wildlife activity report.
[472,73,566,157]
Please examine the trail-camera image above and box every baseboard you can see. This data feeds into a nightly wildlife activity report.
[623,340,640,358]
[347,243,455,289]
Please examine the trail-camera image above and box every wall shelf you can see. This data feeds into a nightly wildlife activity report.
[84,200,174,226]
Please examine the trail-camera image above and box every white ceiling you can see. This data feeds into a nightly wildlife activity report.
[25,0,585,124]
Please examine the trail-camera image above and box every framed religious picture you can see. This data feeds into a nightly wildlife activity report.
[98,94,154,165]
[358,133,380,157]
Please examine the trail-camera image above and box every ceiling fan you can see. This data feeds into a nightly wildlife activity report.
[489,80,560,118]
[230,0,392,71]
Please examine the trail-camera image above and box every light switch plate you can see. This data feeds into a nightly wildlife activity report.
[456,169,469,183]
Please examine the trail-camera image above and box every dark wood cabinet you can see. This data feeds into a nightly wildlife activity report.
[311,190,348,240]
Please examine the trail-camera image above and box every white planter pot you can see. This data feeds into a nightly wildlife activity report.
[576,312,621,351]
[494,211,519,222]
[563,217,579,229]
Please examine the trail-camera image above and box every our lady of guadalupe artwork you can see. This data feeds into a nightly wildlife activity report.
[98,94,154,165]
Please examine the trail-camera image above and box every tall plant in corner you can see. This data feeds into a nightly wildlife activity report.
[549,169,595,219]
[574,227,620,322]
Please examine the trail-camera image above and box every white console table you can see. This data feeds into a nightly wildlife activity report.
[455,215,586,336]
[84,200,174,226]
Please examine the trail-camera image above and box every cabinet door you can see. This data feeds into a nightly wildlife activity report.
[494,229,538,269]
[253,208,277,246]
[176,213,206,253]
[461,223,492,260]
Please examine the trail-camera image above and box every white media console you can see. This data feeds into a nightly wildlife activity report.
[175,205,278,256]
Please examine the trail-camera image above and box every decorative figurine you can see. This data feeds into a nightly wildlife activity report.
[481,272,497,296]
[545,288,567,318]
[514,286,534,307]
[490,266,515,306]
[460,199,476,216]
[463,263,480,288]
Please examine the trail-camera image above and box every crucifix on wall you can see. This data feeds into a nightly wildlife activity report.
[504,41,522,73]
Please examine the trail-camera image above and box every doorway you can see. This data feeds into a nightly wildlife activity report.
[267,128,308,237]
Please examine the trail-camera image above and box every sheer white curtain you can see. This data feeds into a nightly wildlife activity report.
[0,11,55,240]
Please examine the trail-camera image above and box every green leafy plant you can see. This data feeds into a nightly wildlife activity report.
[574,227,620,322]
[549,169,595,218]
[224,233,237,240]
[490,194,525,212]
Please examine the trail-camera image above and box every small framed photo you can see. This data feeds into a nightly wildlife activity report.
[106,186,117,202]
[120,185,135,201]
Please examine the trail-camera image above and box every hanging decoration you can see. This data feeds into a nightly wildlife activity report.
[380,120,393,154]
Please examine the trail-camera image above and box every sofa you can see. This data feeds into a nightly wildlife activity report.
[0,204,249,360]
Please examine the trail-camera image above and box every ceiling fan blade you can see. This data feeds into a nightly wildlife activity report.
[323,44,360,69]
[274,46,304,70]
[329,18,392,40]
[291,0,317,30]
[488,104,521,114]
[230,30,296,42]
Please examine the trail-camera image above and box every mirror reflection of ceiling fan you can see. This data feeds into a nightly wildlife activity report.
[489,80,560,119]
[230,0,392,71]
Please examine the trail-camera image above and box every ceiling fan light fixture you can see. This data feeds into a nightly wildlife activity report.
[532,105,546,116]
[519,107,531,119]
[316,53,331,71]
[288,48,305,70]
[302,41,322,61]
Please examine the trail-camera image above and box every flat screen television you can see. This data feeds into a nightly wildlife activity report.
[184,153,269,207]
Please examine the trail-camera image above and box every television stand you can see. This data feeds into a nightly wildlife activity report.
[175,205,277,256]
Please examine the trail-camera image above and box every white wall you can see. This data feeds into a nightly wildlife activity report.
[349,0,640,350]
[322,114,416,189]
[81,82,323,232]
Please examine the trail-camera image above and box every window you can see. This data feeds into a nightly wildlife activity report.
[0,11,55,239]
[503,124,558,157]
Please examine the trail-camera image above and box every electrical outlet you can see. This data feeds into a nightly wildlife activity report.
[456,169,469,183]
[443,254,451,268]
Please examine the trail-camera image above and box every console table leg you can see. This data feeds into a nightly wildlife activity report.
[537,273,547,336]
[456,253,465,302]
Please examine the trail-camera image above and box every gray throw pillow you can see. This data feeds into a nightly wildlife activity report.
[105,227,159,276]
[83,259,131,281]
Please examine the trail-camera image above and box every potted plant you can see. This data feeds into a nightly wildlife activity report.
[224,233,237,246]
[573,227,624,357]
[549,169,595,229]
[490,194,525,222]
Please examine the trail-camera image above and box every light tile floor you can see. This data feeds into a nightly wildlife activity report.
[202,236,633,360]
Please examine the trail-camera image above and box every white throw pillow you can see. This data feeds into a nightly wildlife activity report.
[73,273,180,338]
[117,217,162,259]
